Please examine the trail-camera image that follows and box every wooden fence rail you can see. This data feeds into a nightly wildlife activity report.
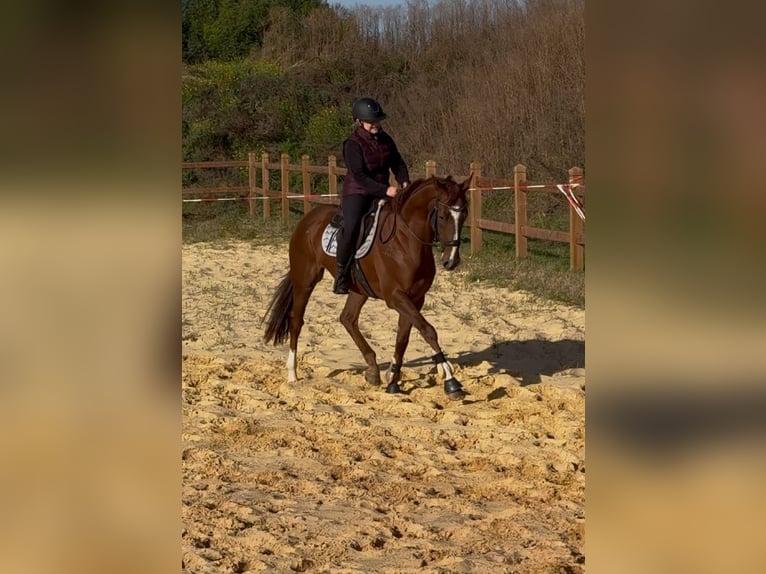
[182,155,585,271]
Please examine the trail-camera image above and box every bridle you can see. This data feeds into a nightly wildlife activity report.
[433,201,466,247]
[392,198,466,247]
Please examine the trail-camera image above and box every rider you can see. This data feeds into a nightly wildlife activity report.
[333,97,411,294]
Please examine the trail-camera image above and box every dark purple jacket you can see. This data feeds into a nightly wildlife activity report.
[341,126,410,198]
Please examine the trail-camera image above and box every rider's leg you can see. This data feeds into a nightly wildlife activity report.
[334,194,371,294]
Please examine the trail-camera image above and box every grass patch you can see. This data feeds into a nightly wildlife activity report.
[182,204,584,307]
[182,201,296,245]
[460,230,584,307]
[462,252,584,307]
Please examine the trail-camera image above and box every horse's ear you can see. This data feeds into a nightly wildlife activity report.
[437,175,453,188]
[460,174,473,193]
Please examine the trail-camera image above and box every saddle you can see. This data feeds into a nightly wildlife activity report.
[321,199,385,259]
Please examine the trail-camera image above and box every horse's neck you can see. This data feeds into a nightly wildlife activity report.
[400,187,435,233]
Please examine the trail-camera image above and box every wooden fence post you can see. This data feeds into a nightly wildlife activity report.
[328,155,337,202]
[469,161,482,255]
[248,152,257,218]
[301,155,310,214]
[568,166,585,271]
[514,164,528,259]
[261,153,271,219]
[281,153,289,225]
[425,160,436,178]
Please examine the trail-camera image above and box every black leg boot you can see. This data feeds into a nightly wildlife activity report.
[333,259,352,294]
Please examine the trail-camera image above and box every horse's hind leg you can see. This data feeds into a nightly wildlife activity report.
[287,265,323,382]
[339,292,380,386]
[384,295,423,393]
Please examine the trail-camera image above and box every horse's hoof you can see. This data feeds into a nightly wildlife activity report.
[447,390,466,401]
[365,371,381,386]
[385,382,401,394]
[444,378,463,395]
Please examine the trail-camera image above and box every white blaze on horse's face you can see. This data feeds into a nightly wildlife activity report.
[438,201,466,270]
[446,206,461,268]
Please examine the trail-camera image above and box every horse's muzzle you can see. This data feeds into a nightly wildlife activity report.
[443,250,460,270]
[441,237,461,270]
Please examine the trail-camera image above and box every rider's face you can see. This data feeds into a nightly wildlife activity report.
[361,120,381,134]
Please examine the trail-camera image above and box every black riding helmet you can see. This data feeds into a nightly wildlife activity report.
[352,97,387,122]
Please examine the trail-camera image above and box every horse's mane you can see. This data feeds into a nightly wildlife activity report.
[394,175,459,211]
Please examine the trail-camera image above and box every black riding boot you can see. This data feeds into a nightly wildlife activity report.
[333,259,352,294]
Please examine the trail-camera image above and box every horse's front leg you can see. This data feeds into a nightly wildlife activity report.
[384,311,416,394]
[390,292,465,400]
[339,292,380,385]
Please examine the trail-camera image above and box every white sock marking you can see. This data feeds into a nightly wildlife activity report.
[287,349,297,382]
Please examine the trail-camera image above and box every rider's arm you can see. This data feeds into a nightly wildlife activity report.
[387,137,410,188]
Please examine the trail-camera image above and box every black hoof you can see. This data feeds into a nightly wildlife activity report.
[385,382,401,394]
[447,390,466,401]
[444,378,463,395]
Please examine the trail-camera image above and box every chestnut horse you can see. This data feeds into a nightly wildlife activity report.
[263,175,470,400]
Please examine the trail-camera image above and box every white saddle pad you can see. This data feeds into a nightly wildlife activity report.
[321,200,385,259]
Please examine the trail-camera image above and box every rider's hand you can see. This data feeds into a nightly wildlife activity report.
[386,186,398,197]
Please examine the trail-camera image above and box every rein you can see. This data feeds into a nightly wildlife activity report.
[383,194,463,247]
[400,199,438,246]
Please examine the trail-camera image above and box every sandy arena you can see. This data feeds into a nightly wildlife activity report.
[182,242,585,573]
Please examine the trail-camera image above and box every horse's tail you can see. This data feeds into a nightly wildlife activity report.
[263,272,294,346]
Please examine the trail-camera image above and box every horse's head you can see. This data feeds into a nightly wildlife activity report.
[433,175,470,270]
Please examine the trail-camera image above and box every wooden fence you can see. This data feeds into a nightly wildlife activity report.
[182,154,585,271]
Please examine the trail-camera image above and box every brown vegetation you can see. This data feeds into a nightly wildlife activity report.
[183,0,584,183]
